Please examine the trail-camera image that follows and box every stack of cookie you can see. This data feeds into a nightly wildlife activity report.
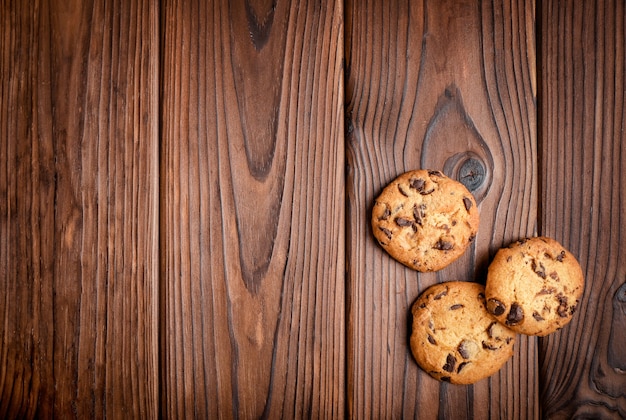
[372,170,584,385]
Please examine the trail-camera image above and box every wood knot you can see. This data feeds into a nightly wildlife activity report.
[616,282,626,303]
[458,157,486,191]
[442,151,491,203]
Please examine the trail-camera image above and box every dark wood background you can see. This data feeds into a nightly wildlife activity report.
[1,0,624,418]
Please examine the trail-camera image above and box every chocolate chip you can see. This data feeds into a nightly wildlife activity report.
[378,206,391,221]
[532,312,545,321]
[506,256,512,262]
[549,272,559,280]
[420,187,435,195]
[533,260,546,279]
[478,292,485,300]
[536,287,556,296]
[557,294,569,317]
[468,234,476,243]
[428,170,444,177]
[457,362,470,373]
[378,227,392,240]
[434,288,448,300]
[440,376,451,382]
[457,340,472,359]
[537,267,547,279]
[509,238,528,248]
[434,239,454,251]
[556,251,566,262]
[428,334,437,345]
[482,341,499,351]
[463,197,473,211]
[442,354,456,372]
[506,303,524,326]
[398,184,409,197]
[450,304,464,310]
[487,299,506,316]
[409,178,425,192]
[413,204,425,226]
[395,217,413,227]
[487,322,497,339]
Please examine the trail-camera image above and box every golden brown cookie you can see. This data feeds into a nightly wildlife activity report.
[371,170,479,272]
[485,237,585,336]
[410,281,516,384]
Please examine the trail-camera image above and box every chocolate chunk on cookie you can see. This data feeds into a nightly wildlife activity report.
[410,282,515,384]
[485,236,585,336]
[372,170,480,272]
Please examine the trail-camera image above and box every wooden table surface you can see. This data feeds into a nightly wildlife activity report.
[1,0,625,418]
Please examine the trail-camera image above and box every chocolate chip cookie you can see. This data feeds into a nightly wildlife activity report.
[371,170,479,272]
[485,237,585,336]
[410,281,516,384]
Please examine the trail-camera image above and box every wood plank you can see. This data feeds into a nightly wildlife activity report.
[345,0,538,417]
[159,0,345,416]
[539,1,626,418]
[0,0,159,417]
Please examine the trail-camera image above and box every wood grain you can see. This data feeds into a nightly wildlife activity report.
[3,0,625,416]
[0,0,159,417]
[345,0,538,417]
[539,0,626,418]
[159,0,345,417]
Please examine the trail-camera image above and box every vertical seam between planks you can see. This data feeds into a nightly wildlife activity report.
[157,0,165,417]
[535,1,545,418]
[534,0,543,242]
[342,0,350,418]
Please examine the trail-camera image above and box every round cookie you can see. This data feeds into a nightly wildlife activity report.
[485,237,585,336]
[410,281,516,384]
[371,170,479,272]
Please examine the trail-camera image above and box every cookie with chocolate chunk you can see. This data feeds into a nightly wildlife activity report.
[410,281,516,384]
[371,170,479,272]
[485,237,584,336]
